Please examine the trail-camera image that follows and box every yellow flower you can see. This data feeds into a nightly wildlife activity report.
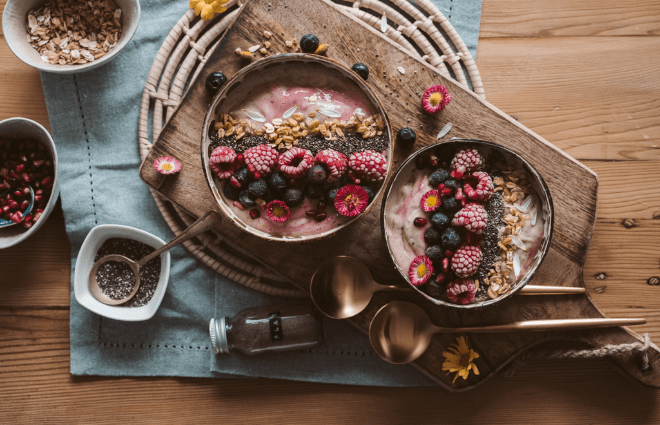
[442,336,480,383]
[189,0,228,21]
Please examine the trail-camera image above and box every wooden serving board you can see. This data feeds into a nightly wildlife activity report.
[139,0,660,391]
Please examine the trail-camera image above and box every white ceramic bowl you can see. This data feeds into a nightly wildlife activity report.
[74,224,171,321]
[2,0,140,74]
[0,118,60,249]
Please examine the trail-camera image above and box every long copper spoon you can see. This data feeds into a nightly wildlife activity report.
[310,256,586,319]
[369,301,646,364]
[89,211,222,305]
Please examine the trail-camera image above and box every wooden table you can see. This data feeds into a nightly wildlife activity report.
[1,0,659,422]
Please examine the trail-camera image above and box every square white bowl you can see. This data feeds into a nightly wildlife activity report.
[74,224,171,321]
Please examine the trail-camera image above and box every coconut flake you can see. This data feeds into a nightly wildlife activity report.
[436,122,452,139]
[248,45,261,53]
[380,14,388,33]
[245,110,266,122]
[518,195,533,213]
[513,253,521,277]
[397,66,406,75]
[531,206,538,226]
[282,105,298,119]
[319,108,342,118]
[510,235,528,251]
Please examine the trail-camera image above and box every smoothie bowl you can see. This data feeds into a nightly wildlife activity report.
[381,140,553,309]
[202,54,392,242]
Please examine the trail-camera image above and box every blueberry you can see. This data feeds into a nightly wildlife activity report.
[264,187,278,203]
[424,227,442,245]
[248,179,267,198]
[326,187,340,203]
[305,184,324,199]
[429,168,450,186]
[425,245,444,262]
[422,280,444,299]
[351,63,369,81]
[268,171,288,191]
[430,212,450,230]
[233,166,249,188]
[223,181,240,200]
[307,164,328,184]
[396,127,416,145]
[441,196,460,213]
[283,187,304,207]
[300,34,320,53]
[444,178,461,190]
[441,227,462,251]
[205,72,227,96]
[361,185,375,204]
[239,190,256,208]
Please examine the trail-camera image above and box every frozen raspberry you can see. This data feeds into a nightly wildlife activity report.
[315,149,347,183]
[348,150,388,183]
[243,144,279,178]
[446,279,478,305]
[420,190,441,212]
[450,148,483,174]
[408,255,433,286]
[452,203,487,234]
[451,245,482,278]
[278,147,314,179]
[209,146,237,179]
[463,171,494,202]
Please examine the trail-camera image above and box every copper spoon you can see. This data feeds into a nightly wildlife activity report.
[369,301,646,364]
[310,256,586,319]
[89,211,222,305]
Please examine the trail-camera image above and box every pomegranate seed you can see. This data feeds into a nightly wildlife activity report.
[229,176,242,188]
[34,195,42,203]
[249,209,260,219]
[306,210,317,218]
[429,155,439,167]
[235,154,244,165]
[13,190,22,198]
[2,180,10,189]
[441,187,453,196]
[252,172,262,180]
[435,273,446,284]
[22,220,33,229]
[23,213,33,223]
[442,258,450,273]
[316,201,326,213]
[347,170,361,184]
[2,206,9,213]
[454,188,464,200]
[450,167,465,179]
[10,211,23,224]
[15,164,25,173]
[445,250,454,258]
[459,198,467,207]
[41,177,52,187]
[20,200,28,211]
[413,217,428,227]
[22,187,30,196]
[8,201,18,210]
[36,208,44,214]
[33,212,43,223]
[315,213,327,222]
[232,200,245,210]
[19,154,27,163]
[437,183,445,191]
[33,159,44,168]
[35,189,43,196]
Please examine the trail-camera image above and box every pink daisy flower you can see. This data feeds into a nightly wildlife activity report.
[409,255,433,286]
[266,200,291,222]
[153,156,182,175]
[333,185,369,217]
[421,84,451,114]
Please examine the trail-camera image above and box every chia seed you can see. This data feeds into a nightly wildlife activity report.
[475,192,504,297]
[94,238,161,307]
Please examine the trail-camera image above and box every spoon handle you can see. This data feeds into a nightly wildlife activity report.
[378,285,411,292]
[437,318,646,334]
[137,211,223,267]
[519,285,586,295]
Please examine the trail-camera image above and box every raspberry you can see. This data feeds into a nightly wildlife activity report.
[348,150,388,183]
[450,148,483,174]
[451,245,482,278]
[452,203,488,234]
[243,144,279,178]
[446,279,478,305]
[463,171,494,202]
[408,255,433,286]
[314,149,347,183]
[209,146,237,179]
[278,147,314,179]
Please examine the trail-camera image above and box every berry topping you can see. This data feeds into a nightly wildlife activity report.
[307,164,328,184]
[244,144,279,178]
[249,209,260,219]
[348,150,388,183]
[446,279,478,305]
[351,63,370,80]
[425,245,444,262]
[268,170,288,191]
[209,146,237,179]
[463,171,494,202]
[334,185,369,217]
[444,178,461,190]
[300,34,320,53]
[326,187,340,203]
[452,203,488,234]
[283,187,304,207]
[315,212,327,222]
[305,184,324,199]
[451,245,483,278]
[266,200,291,222]
[205,71,228,96]
[408,255,434,286]
[314,149,347,183]
[248,179,267,198]
[424,227,442,245]
[230,166,249,188]
[450,148,484,173]
[223,182,240,200]
[239,190,256,208]
[396,127,416,145]
[429,168,450,186]
[441,196,460,213]
[441,227,462,251]
[423,280,445,299]
[420,190,441,212]
[414,217,428,227]
[278,147,314,179]
[430,211,450,230]
[421,84,451,114]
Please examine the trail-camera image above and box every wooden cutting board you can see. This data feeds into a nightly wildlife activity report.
[139,0,660,391]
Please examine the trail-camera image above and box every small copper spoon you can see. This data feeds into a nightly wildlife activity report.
[89,211,222,305]
[310,256,586,319]
[369,301,646,364]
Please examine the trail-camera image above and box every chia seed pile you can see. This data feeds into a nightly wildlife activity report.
[473,192,504,297]
[94,238,161,307]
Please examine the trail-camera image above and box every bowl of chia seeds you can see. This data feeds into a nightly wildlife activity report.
[381,139,554,309]
[74,224,170,321]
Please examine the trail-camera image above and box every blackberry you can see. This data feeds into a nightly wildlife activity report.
[396,127,416,145]
[205,72,227,96]
[422,280,444,299]
[307,164,328,184]
[444,178,460,190]
[223,181,240,200]
[239,190,256,208]
[351,63,369,80]
[268,171,288,191]
[430,211,450,230]
[300,34,320,53]
[425,245,444,262]
[424,227,442,245]
[441,196,460,213]
[326,187,340,203]
[429,168,450,186]
[305,184,324,199]
[248,179,267,198]
[361,185,375,203]
[441,227,462,251]
[283,187,304,207]
[233,166,249,188]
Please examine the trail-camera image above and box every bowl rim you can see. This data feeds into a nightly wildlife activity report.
[1,0,141,74]
[73,224,171,321]
[200,53,393,243]
[380,138,555,309]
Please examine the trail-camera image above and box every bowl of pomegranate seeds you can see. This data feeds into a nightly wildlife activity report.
[0,118,59,249]
[381,139,553,309]
[201,54,393,242]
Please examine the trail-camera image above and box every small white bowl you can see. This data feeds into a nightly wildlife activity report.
[2,0,141,74]
[0,117,60,249]
[74,224,171,321]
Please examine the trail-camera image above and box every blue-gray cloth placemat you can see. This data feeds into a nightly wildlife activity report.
[42,0,482,386]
